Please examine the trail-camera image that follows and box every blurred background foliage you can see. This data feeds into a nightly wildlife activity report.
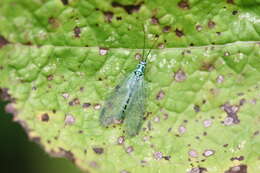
[0,101,82,173]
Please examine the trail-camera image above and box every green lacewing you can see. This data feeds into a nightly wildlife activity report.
[100,26,158,136]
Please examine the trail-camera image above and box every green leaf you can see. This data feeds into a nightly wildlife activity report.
[1,0,260,172]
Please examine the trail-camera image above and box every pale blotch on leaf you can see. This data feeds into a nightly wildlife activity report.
[135,53,142,60]
[153,151,163,160]
[65,114,75,125]
[125,146,134,153]
[120,170,130,173]
[188,149,198,158]
[178,125,186,134]
[221,103,240,124]
[203,149,215,157]
[151,16,159,25]
[188,167,207,173]
[223,117,234,126]
[117,136,125,145]
[94,104,101,110]
[224,52,230,56]
[208,20,216,29]
[216,75,224,84]
[62,93,69,99]
[196,25,203,32]
[174,70,186,82]
[153,116,160,122]
[69,98,80,106]
[99,48,109,56]
[225,164,247,173]
[203,119,212,128]
[47,74,54,81]
[156,90,165,100]
[158,43,165,49]
[89,161,99,168]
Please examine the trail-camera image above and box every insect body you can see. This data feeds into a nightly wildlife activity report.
[99,61,146,136]
[100,27,158,136]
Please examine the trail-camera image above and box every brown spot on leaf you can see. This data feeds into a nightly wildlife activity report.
[0,35,9,48]
[125,146,134,153]
[48,17,59,28]
[158,43,165,49]
[89,161,99,168]
[178,0,190,10]
[41,113,49,122]
[227,0,235,4]
[200,62,215,71]
[232,10,238,15]
[174,70,186,82]
[69,98,80,106]
[224,51,230,56]
[116,16,122,20]
[221,103,240,125]
[151,16,159,24]
[94,104,101,110]
[196,25,203,32]
[60,0,69,5]
[175,29,184,37]
[135,53,142,60]
[253,130,259,136]
[31,137,41,144]
[193,105,200,112]
[239,98,246,106]
[208,20,216,29]
[163,26,171,32]
[224,164,247,173]
[156,90,165,100]
[99,47,109,55]
[58,148,75,162]
[83,102,91,108]
[74,26,81,38]
[47,74,54,81]
[93,147,104,154]
[111,2,142,14]
[0,88,14,101]
[223,144,229,147]
[62,93,69,99]
[103,11,114,22]
[231,156,244,161]
[163,155,171,160]
[189,167,207,173]
[117,136,125,145]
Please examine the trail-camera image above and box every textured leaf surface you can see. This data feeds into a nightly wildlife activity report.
[1,0,260,172]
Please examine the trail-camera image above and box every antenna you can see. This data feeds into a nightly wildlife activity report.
[142,24,146,61]
[143,35,159,62]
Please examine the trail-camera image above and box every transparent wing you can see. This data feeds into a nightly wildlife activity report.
[99,73,135,126]
[123,76,146,136]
